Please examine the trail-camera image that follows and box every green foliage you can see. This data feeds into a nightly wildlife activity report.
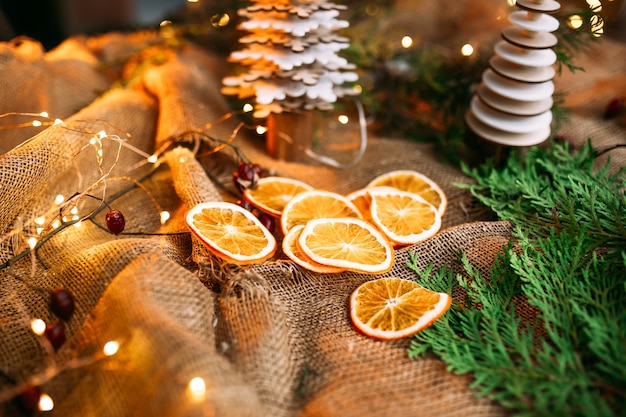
[407,141,626,416]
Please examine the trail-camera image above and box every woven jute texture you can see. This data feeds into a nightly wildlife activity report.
[0,31,624,417]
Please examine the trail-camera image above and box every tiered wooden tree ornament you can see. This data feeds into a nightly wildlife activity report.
[221,0,359,161]
[466,0,561,147]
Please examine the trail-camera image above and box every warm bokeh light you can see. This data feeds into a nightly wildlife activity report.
[38,393,54,412]
[243,103,254,113]
[30,319,46,336]
[32,120,42,127]
[461,43,474,57]
[211,13,230,27]
[568,15,584,29]
[147,154,158,164]
[590,14,604,37]
[28,237,38,249]
[586,0,602,11]
[401,36,413,49]
[187,377,207,402]
[103,341,120,356]
[507,0,516,5]
[256,125,268,135]
[160,211,171,224]
[337,115,349,125]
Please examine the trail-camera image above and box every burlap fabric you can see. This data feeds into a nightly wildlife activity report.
[0,30,624,417]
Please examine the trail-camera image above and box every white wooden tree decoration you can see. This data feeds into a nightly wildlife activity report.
[466,0,561,147]
[221,0,360,120]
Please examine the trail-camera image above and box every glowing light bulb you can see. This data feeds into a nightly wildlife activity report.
[32,120,42,127]
[461,43,474,57]
[39,111,49,118]
[586,0,602,11]
[35,216,46,225]
[38,393,54,412]
[28,237,38,249]
[103,341,120,356]
[97,130,107,139]
[31,319,46,335]
[70,207,78,215]
[188,0,199,2]
[52,219,61,229]
[256,125,268,135]
[568,15,583,29]
[74,221,82,228]
[401,36,413,49]
[147,154,158,164]
[211,13,230,27]
[243,103,254,113]
[179,157,186,163]
[337,114,349,125]
[507,0,516,6]
[53,119,63,125]
[160,211,171,224]
[188,377,207,401]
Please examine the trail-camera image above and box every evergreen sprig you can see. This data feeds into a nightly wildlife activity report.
[407,140,626,416]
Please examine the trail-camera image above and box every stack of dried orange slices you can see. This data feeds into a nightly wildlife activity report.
[185,170,446,271]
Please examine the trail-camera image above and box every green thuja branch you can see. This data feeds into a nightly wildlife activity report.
[407,140,626,416]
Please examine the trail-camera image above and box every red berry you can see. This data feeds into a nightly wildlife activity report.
[604,97,624,119]
[237,161,256,182]
[44,321,66,350]
[105,209,125,235]
[237,199,255,213]
[233,162,263,193]
[258,212,276,234]
[14,385,41,413]
[50,288,75,320]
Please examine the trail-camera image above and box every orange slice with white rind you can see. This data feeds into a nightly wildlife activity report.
[298,217,394,274]
[282,225,345,274]
[186,201,277,264]
[346,186,397,221]
[366,170,447,216]
[368,188,442,245]
[243,176,314,217]
[350,277,452,341]
[281,190,362,235]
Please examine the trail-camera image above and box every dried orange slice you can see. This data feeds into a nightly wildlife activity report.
[367,170,447,216]
[298,218,393,274]
[243,176,314,217]
[350,277,451,341]
[346,186,397,221]
[368,188,441,246]
[280,190,362,235]
[186,202,277,264]
[282,225,345,274]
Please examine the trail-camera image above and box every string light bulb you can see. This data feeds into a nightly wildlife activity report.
[160,211,171,224]
[187,377,207,402]
[103,341,120,356]
[38,393,54,412]
[461,43,474,57]
[30,319,46,336]
[401,36,413,49]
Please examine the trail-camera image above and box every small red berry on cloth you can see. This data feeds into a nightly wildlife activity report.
[105,209,125,235]
[50,288,75,321]
[44,321,66,350]
[233,161,264,192]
